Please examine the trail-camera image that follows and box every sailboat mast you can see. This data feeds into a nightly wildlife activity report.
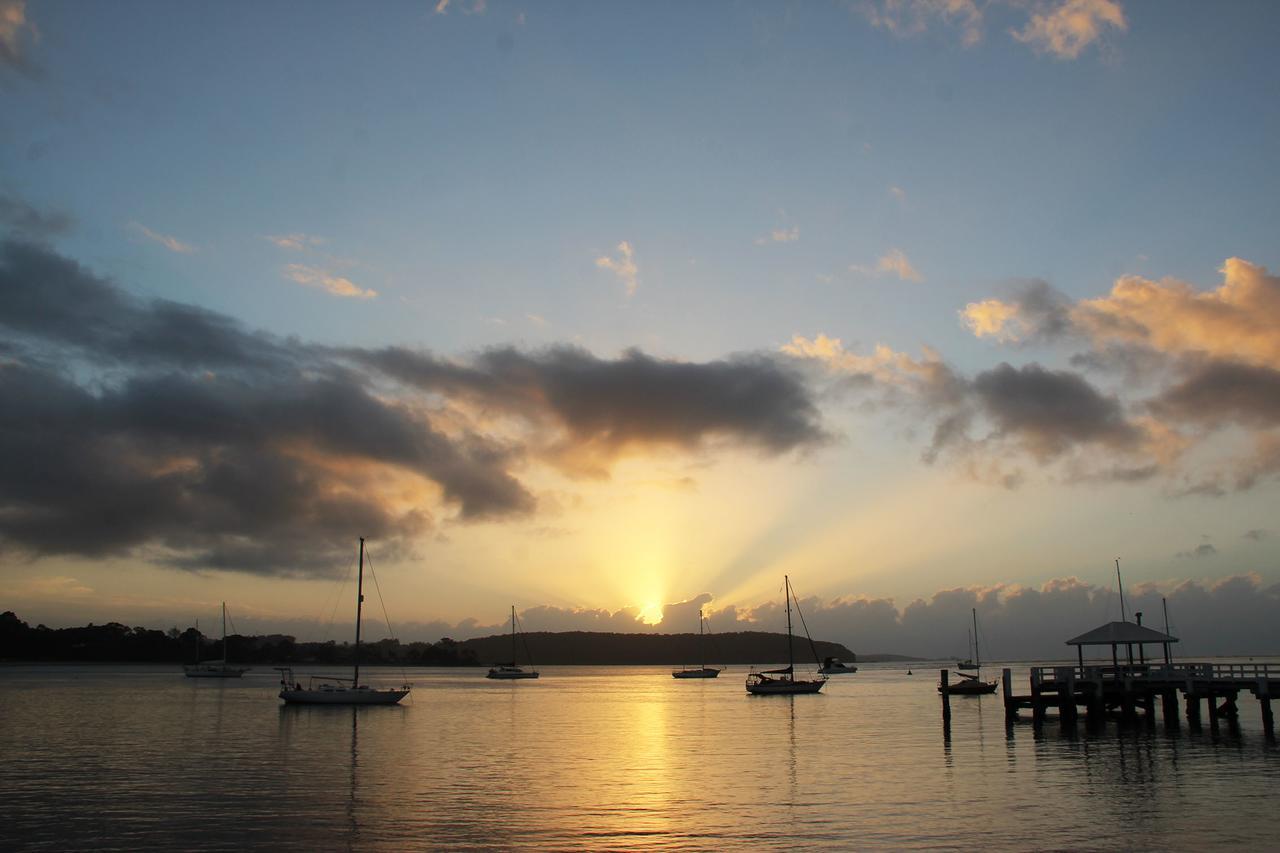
[699,609,705,670]
[511,605,517,665]
[1115,557,1127,622]
[221,602,227,665]
[353,537,365,688]
[971,607,981,669]
[785,575,795,674]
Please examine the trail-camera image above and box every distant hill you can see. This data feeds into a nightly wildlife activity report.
[1,612,922,667]
[461,630,856,666]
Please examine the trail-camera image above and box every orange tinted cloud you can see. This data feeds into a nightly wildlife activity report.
[1011,0,1126,60]
[1073,258,1280,366]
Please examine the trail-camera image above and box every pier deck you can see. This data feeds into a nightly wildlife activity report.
[993,662,1280,733]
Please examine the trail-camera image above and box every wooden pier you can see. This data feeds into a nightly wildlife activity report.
[997,663,1280,735]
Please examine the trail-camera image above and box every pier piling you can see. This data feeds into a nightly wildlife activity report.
[1161,690,1180,729]
[1002,668,1015,723]
[940,669,951,725]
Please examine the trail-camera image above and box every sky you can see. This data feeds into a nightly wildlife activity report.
[2,0,1279,656]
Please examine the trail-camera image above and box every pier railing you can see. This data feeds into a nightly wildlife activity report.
[1031,662,1280,685]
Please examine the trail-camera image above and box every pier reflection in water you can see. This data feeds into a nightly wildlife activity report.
[2,663,1279,850]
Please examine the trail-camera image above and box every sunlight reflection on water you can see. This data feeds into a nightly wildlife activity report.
[2,664,1278,850]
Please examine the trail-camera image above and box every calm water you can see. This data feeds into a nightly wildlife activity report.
[2,662,1278,850]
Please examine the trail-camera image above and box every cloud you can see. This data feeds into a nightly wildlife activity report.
[861,0,985,48]
[971,362,1139,462]
[1244,529,1269,541]
[785,334,1146,483]
[755,225,800,245]
[959,259,1280,492]
[0,240,828,574]
[862,0,1128,60]
[357,345,829,476]
[1149,362,1280,429]
[0,240,534,573]
[0,0,38,76]
[595,241,639,297]
[1071,259,1280,368]
[961,279,1071,344]
[265,233,326,251]
[129,222,196,254]
[283,263,377,299]
[851,248,923,282]
[1011,0,1127,60]
[889,186,907,203]
[703,573,1280,659]
[1176,543,1217,560]
[434,0,487,15]
[140,573,1280,656]
[0,191,72,238]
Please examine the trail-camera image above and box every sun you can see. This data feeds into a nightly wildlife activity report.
[638,601,665,626]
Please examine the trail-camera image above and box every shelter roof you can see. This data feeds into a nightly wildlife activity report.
[1065,621,1178,646]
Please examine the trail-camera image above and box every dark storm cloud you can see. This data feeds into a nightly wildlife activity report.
[0,240,825,574]
[359,344,829,461]
[1149,361,1280,427]
[971,362,1139,461]
[0,192,72,238]
[0,241,292,369]
[916,361,1142,472]
[0,241,539,573]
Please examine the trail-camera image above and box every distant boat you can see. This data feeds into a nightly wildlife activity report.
[184,602,250,678]
[955,628,978,670]
[673,609,723,679]
[746,576,826,695]
[278,538,411,705]
[819,656,858,675]
[940,608,997,696]
[487,605,539,680]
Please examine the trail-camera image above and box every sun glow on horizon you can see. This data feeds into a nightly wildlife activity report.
[638,601,666,625]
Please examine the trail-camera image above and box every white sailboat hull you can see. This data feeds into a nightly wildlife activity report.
[279,686,410,705]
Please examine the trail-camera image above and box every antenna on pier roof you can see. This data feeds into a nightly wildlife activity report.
[1115,557,1127,623]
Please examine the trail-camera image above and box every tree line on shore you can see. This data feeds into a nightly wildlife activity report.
[0,612,480,666]
[1,611,863,666]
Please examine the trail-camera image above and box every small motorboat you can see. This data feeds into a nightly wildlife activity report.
[818,656,858,675]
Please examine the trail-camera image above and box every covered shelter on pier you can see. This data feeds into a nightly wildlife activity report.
[1066,620,1178,669]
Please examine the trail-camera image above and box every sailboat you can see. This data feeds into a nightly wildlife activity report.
[673,609,723,679]
[745,576,826,695]
[184,602,250,678]
[955,627,977,671]
[486,605,539,680]
[939,608,997,695]
[278,538,411,705]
